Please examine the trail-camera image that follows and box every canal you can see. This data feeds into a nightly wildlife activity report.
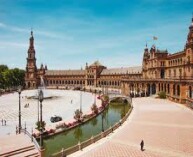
[44,103,130,156]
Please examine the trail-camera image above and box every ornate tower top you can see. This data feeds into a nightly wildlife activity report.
[143,44,149,60]
[29,30,34,49]
[186,16,193,48]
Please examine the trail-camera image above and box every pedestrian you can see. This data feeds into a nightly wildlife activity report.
[140,140,144,151]
[4,120,6,126]
[16,126,18,134]
[1,119,3,126]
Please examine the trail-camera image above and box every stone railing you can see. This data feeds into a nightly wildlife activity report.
[51,105,133,157]
[185,98,193,109]
[21,129,40,151]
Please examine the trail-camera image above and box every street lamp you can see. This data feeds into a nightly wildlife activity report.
[80,91,82,112]
[17,85,22,134]
[94,89,96,104]
[37,90,40,122]
[39,89,44,149]
[101,112,104,132]
[124,103,126,116]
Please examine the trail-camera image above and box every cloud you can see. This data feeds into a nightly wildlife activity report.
[0,41,26,48]
[0,22,72,40]
[0,22,6,28]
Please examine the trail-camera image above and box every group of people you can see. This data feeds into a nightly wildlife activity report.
[24,103,30,108]
[1,119,6,126]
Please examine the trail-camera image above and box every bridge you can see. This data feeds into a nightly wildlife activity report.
[108,94,132,104]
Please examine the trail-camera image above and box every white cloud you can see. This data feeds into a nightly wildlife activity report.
[0,22,72,40]
[0,41,26,48]
[0,22,6,28]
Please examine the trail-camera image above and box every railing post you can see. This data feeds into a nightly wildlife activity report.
[78,141,81,151]
[110,125,113,133]
[31,128,33,142]
[91,135,94,143]
[119,120,122,126]
[61,148,66,157]
[25,122,26,134]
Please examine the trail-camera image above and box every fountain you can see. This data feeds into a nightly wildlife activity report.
[27,76,58,100]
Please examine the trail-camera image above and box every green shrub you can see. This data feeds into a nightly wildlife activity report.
[91,103,98,114]
[103,95,109,102]
[158,91,166,99]
[36,121,46,131]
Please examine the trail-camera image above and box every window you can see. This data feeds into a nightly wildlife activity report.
[169,70,171,77]
[173,69,176,78]
[187,56,190,64]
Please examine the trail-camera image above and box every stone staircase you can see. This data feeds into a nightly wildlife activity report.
[0,134,40,157]
[0,144,39,157]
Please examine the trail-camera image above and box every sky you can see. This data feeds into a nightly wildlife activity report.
[0,0,193,70]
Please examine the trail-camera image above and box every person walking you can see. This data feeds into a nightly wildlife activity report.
[140,140,144,151]
[16,126,18,134]
[4,120,6,126]
[1,119,3,126]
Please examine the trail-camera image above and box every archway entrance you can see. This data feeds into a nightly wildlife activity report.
[152,83,156,94]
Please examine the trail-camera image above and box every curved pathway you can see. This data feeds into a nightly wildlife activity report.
[70,97,193,157]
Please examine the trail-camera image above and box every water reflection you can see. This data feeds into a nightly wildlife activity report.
[44,103,130,156]
[91,117,98,127]
[74,126,83,141]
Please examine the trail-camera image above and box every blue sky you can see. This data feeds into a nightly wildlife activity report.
[0,0,193,69]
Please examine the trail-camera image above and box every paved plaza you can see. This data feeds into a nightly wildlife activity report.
[0,90,99,137]
[70,97,193,157]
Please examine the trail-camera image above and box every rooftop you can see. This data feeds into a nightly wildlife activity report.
[101,66,142,75]
[45,70,85,76]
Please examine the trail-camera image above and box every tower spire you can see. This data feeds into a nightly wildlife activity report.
[31,27,33,37]
[186,15,193,48]
[29,29,34,48]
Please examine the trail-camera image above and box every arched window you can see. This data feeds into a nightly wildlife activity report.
[173,84,176,95]
[187,56,190,64]
[167,84,170,94]
[189,86,192,98]
[177,85,180,96]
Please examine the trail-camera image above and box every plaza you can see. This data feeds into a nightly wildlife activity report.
[0,89,98,137]
[0,1,193,156]
[1,97,193,157]
[71,97,193,157]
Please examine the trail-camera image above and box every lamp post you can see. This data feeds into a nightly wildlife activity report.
[101,112,104,132]
[94,89,96,105]
[37,90,40,122]
[39,89,44,149]
[17,85,22,134]
[124,103,126,116]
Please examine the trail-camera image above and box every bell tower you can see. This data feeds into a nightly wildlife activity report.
[25,31,37,89]
[186,16,193,49]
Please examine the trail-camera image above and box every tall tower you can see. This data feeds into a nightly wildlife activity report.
[142,44,149,79]
[186,16,193,49]
[25,31,37,89]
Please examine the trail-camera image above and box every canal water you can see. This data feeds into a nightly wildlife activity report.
[44,103,130,156]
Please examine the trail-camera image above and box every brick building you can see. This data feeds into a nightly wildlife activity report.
[25,17,193,105]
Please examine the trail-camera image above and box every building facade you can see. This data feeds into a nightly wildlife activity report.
[25,18,193,105]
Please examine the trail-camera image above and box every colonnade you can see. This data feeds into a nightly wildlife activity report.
[121,82,156,97]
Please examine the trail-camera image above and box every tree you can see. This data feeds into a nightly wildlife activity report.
[35,121,46,131]
[0,65,8,73]
[74,109,83,122]
[91,103,98,114]
[0,65,25,90]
